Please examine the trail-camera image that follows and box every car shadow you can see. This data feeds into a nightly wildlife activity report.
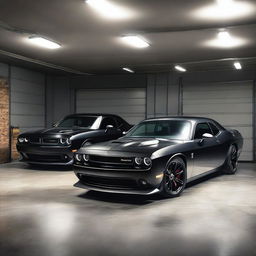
[25,164,73,172]
[78,190,160,205]
[185,170,222,188]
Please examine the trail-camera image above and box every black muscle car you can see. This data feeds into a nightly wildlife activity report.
[17,114,132,165]
[73,117,243,197]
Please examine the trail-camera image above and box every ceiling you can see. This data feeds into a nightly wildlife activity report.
[0,0,256,74]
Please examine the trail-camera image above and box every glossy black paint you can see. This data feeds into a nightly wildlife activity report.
[17,114,132,165]
[74,117,243,195]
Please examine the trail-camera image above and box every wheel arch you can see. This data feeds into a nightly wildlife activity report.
[166,153,187,169]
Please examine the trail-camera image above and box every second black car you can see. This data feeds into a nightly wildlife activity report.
[17,114,132,165]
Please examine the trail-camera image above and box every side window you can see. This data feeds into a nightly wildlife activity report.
[100,117,117,129]
[209,122,220,136]
[194,123,213,139]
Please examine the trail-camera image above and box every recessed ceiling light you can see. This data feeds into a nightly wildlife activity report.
[175,65,187,72]
[28,36,61,49]
[204,31,247,48]
[193,0,255,20]
[121,36,150,48]
[234,62,242,70]
[86,0,133,20]
[122,67,134,73]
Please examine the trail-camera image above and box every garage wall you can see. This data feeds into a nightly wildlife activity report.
[182,81,253,161]
[10,67,45,132]
[147,73,180,118]
[76,88,146,124]
[46,74,147,126]
[0,63,46,132]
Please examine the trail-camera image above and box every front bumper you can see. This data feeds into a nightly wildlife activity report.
[74,181,160,195]
[73,161,165,195]
[17,144,74,165]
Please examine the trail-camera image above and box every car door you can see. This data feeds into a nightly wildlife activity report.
[192,122,221,177]
[208,121,229,165]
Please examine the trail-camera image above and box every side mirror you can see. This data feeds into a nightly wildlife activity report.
[202,133,213,138]
[105,125,115,133]
[52,123,57,127]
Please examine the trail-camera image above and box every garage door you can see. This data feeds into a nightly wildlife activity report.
[76,88,146,124]
[182,81,253,161]
[10,67,45,132]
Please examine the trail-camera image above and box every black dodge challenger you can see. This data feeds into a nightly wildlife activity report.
[74,117,243,197]
[17,114,132,165]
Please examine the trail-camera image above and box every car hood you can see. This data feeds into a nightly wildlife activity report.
[20,127,92,136]
[84,137,182,155]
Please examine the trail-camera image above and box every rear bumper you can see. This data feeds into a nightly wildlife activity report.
[17,144,74,165]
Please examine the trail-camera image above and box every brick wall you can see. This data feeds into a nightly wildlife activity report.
[11,127,20,160]
[0,78,9,163]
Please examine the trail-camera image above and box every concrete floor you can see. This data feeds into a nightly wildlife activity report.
[0,162,256,256]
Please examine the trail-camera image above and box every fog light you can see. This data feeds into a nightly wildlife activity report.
[139,179,148,186]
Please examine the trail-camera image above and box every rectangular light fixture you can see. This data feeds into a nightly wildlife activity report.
[28,36,61,49]
[121,35,150,48]
[86,0,132,20]
[175,65,187,72]
[234,62,242,70]
[122,67,134,73]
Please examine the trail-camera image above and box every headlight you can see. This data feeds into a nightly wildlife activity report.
[143,157,152,166]
[135,157,143,165]
[60,138,71,145]
[75,154,82,162]
[83,154,89,162]
[18,137,28,143]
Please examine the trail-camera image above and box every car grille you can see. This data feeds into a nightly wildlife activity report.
[26,154,69,163]
[28,137,60,145]
[42,138,59,144]
[88,155,134,169]
[78,174,140,190]
[29,137,40,143]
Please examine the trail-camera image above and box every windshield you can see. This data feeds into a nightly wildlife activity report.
[126,120,191,140]
[57,116,98,129]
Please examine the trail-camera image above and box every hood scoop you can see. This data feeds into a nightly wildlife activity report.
[58,130,73,133]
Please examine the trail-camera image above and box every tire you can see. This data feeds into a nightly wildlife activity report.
[223,145,238,174]
[160,157,187,198]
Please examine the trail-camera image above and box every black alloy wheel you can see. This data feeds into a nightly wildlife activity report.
[161,157,187,198]
[223,145,238,174]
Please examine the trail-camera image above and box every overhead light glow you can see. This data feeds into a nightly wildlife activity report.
[234,62,242,70]
[193,0,255,20]
[86,0,133,20]
[28,36,61,49]
[175,65,187,72]
[122,67,134,73]
[204,31,247,48]
[121,36,150,48]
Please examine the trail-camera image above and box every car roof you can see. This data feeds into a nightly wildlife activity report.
[64,113,122,118]
[145,116,218,123]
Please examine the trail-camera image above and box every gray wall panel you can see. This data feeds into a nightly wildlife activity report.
[0,63,8,77]
[76,88,146,124]
[183,81,253,161]
[10,66,45,132]
[146,73,180,118]
[11,66,45,84]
